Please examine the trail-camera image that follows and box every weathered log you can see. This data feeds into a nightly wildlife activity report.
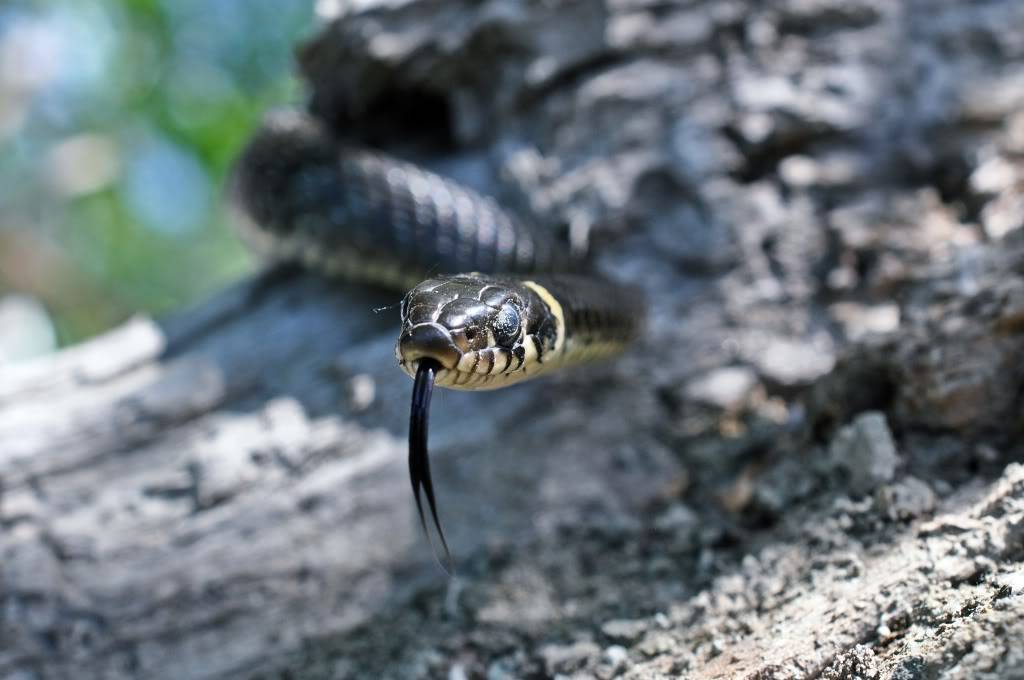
[3,0,1024,678]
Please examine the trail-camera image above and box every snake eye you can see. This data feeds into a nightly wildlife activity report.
[493,303,521,347]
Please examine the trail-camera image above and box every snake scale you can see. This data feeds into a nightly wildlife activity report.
[229,109,645,571]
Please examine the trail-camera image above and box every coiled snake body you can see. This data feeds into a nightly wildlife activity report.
[230,110,645,570]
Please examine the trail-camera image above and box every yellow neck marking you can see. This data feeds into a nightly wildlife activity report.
[523,280,565,356]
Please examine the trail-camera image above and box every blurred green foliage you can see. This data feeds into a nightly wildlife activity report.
[0,0,315,351]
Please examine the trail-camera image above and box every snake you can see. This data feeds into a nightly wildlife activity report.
[229,109,645,571]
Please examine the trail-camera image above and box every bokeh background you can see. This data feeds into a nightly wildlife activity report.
[0,0,318,361]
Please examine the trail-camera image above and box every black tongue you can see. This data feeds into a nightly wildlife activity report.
[409,359,455,576]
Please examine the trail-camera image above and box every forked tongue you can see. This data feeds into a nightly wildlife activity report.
[409,359,455,576]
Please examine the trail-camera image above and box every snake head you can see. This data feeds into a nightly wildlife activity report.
[396,274,559,390]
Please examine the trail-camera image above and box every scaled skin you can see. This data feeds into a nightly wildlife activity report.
[396,274,563,390]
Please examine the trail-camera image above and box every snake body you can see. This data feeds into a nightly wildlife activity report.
[229,110,570,292]
[229,109,644,570]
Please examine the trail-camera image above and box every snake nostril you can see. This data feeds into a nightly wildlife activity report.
[399,324,462,369]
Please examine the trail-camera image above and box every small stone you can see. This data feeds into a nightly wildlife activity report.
[779,155,819,187]
[829,412,900,496]
[813,151,864,187]
[919,516,983,537]
[981,192,1024,240]
[596,645,630,678]
[753,337,836,388]
[637,631,675,657]
[829,303,900,341]
[684,366,758,411]
[933,555,983,585]
[877,477,936,521]
[346,373,376,412]
[970,155,1018,195]
[601,618,649,644]
[737,112,774,145]
[539,640,601,676]
[603,645,629,667]
[996,569,1024,597]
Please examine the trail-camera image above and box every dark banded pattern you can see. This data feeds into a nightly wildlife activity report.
[229,110,570,290]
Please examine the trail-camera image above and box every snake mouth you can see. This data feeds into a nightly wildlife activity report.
[397,323,463,371]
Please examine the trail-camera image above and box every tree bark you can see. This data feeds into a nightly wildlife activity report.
[3,1,1024,678]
